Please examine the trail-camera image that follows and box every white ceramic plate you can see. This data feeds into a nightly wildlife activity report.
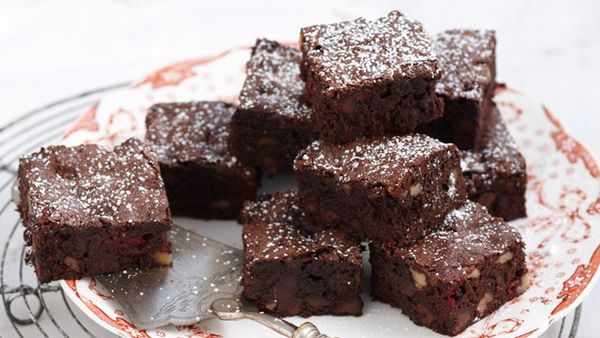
[58,46,600,338]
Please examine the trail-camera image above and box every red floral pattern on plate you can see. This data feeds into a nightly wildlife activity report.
[133,48,245,90]
[63,103,99,139]
[551,245,600,315]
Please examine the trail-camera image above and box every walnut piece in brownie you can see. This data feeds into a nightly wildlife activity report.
[300,10,443,144]
[18,138,172,283]
[242,190,363,317]
[461,106,527,221]
[294,134,467,244]
[418,29,497,150]
[370,201,529,336]
[229,39,318,174]
[145,101,259,219]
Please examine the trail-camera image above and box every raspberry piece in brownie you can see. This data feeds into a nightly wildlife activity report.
[145,101,259,219]
[461,106,527,220]
[294,134,467,244]
[229,39,318,174]
[419,29,497,150]
[300,10,443,144]
[17,138,172,283]
[241,190,363,317]
[370,201,529,336]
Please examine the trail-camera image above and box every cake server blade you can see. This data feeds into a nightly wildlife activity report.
[96,225,244,329]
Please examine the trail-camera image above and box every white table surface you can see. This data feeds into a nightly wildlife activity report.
[0,0,598,337]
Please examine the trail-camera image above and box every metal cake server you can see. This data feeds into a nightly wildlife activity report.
[96,225,243,329]
[211,298,332,338]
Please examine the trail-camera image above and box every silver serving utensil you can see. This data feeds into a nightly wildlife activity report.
[211,298,333,338]
[96,225,244,328]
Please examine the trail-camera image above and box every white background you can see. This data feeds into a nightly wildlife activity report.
[0,0,598,337]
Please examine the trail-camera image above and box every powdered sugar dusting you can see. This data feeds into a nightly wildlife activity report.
[403,201,524,282]
[146,102,248,172]
[295,134,453,184]
[242,190,361,266]
[19,138,171,227]
[238,39,313,121]
[435,29,496,100]
[300,10,439,92]
[461,107,526,190]
[447,170,458,198]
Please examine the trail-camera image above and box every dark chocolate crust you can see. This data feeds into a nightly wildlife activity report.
[461,106,527,220]
[294,134,467,244]
[370,201,529,336]
[17,138,172,283]
[241,190,363,317]
[300,11,443,144]
[146,101,259,219]
[419,30,496,150]
[229,39,318,173]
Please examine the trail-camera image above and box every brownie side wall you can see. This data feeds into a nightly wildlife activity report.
[29,223,170,283]
[370,243,527,336]
[242,255,362,317]
[465,172,527,221]
[17,164,32,229]
[418,98,483,150]
[418,59,496,151]
[296,147,467,243]
[305,72,443,144]
[160,163,258,220]
[229,109,317,174]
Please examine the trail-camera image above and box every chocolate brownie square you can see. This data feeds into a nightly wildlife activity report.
[370,201,529,336]
[294,134,467,244]
[241,190,363,317]
[418,30,497,150]
[229,39,318,174]
[300,11,443,144]
[461,106,527,221]
[145,101,259,219]
[17,138,172,283]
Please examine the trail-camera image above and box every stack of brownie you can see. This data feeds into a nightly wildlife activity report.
[236,11,530,336]
[16,9,530,337]
[228,25,526,222]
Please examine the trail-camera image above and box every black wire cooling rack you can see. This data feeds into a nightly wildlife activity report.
[0,84,584,338]
[0,83,130,338]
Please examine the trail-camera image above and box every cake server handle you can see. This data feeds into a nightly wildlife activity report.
[211,298,333,338]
